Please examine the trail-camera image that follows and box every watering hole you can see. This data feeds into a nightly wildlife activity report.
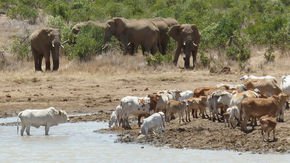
[0,117,289,162]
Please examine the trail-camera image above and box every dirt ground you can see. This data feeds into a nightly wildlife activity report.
[1,14,290,153]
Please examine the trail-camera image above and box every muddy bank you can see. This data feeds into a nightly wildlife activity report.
[99,111,290,154]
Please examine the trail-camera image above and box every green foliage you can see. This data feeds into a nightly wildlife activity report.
[225,32,250,63]
[65,25,104,61]
[199,51,210,67]
[1,0,289,61]
[146,54,172,66]
[10,37,30,61]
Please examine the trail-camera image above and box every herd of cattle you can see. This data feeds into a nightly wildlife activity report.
[108,74,290,142]
[16,74,290,142]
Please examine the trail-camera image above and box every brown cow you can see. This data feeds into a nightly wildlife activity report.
[166,100,187,124]
[241,93,287,132]
[186,96,208,121]
[243,79,282,97]
[259,115,277,142]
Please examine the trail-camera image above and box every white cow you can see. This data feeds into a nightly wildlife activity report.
[281,75,290,95]
[140,112,165,136]
[224,106,240,128]
[108,105,123,128]
[178,90,194,101]
[120,96,151,128]
[17,107,69,136]
[240,75,277,83]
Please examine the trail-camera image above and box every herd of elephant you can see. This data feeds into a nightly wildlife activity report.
[29,17,201,71]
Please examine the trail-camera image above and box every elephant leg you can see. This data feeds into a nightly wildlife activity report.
[173,45,182,66]
[38,55,43,71]
[44,53,51,71]
[52,53,59,71]
[150,43,158,55]
[32,48,42,71]
[161,36,169,55]
[192,47,198,69]
[184,53,190,69]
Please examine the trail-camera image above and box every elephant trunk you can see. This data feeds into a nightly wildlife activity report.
[52,44,60,71]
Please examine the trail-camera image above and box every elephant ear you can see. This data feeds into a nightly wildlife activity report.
[168,25,181,41]
[191,24,201,45]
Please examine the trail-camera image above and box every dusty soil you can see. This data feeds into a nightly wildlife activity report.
[1,14,290,154]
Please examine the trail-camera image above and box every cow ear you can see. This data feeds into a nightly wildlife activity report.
[168,25,181,41]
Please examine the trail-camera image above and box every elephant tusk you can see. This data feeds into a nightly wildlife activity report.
[127,42,131,46]
[183,42,186,46]
[62,40,69,45]
[61,44,64,48]
[52,43,55,48]
[192,42,198,47]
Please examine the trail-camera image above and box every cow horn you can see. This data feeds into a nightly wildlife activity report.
[192,42,197,47]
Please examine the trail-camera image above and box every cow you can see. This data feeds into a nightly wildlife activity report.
[207,90,230,122]
[241,93,288,132]
[140,112,165,136]
[224,106,240,129]
[148,89,181,113]
[178,90,193,101]
[240,75,277,83]
[108,105,124,128]
[166,100,187,124]
[281,75,290,109]
[120,96,151,129]
[259,115,277,142]
[193,86,216,97]
[243,79,281,97]
[17,107,69,136]
[186,96,208,121]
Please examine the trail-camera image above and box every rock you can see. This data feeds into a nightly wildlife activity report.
[121,134,134,143]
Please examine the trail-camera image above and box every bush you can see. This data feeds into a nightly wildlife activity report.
[264,46,275,63]
[10,37,30,61]
[199,51,210,67]
[65,25,104,61]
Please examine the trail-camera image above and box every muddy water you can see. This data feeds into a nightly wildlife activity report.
[0,119,289,162]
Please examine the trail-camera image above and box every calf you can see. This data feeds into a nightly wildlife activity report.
[259,116,277,142]
[108,105,123,128]
[166,100,187,124]
[224,106,240,129]
[17,107,69,136]
[241,93,287,132]
[140,112,165,136]
[186,96,208,120]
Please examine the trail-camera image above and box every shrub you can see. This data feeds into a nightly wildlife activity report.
[264,46,275,63]
[10,37,30,61]
[199,51,210,67]
[65,25,104,61]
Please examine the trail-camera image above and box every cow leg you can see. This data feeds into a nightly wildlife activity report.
[137,115,142,127]
[273,129,276,141]
[26,126,31,136]
[242,117,249,132]
[45,125,50,135]
[261,130,265,141]
[21,125,26,136]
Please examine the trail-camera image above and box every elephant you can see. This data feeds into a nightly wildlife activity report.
[103,17,159,55]
[150,17,178,55]
[168,24,201,69]
[30,28,62,71]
